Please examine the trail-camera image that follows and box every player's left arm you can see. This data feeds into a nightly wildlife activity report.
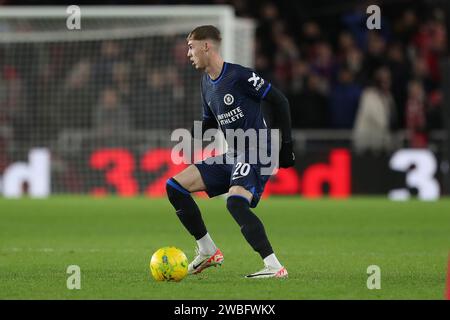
[240,68,295,168]
[262,86,296,168]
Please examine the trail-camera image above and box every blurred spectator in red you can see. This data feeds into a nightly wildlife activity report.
[405,80,427,148]
[426,89,443,130]
[412,9,447,84]
[411,55,435,93]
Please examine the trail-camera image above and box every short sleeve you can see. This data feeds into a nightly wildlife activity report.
[239,67,272,101]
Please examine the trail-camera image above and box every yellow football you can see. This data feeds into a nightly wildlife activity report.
[150,246,188,282]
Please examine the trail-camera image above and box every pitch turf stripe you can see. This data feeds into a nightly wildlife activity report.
[446,253,450,300]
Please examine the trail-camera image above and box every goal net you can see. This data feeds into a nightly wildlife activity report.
[0,5,255,197]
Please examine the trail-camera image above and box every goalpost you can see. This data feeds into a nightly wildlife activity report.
[0,6,255,64]
[0,6,255,197]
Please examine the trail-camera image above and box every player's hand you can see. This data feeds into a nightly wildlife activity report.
[279,141,295,168]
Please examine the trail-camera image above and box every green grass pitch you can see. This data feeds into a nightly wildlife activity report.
[0,196,449,299]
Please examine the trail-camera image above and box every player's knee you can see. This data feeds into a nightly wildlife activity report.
[166,178,190,200]
[226,195,252,225]
[228,186,253,202]
[226,195,249,211]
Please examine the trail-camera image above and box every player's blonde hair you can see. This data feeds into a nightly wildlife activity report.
[187,25,222,44]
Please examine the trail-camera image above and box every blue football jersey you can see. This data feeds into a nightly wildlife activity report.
[200,62,272,154]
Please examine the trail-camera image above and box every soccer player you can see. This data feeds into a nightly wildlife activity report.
[166,25,295,278]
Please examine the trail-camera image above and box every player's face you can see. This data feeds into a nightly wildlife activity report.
[187,40,207,69]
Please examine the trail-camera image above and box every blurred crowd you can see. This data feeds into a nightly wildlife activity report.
[0,0,448,157]
[0,38,195,142]
[246,1,448,152]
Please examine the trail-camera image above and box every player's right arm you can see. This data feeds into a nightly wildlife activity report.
[201,90,218,132]
[191,81,218,139]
